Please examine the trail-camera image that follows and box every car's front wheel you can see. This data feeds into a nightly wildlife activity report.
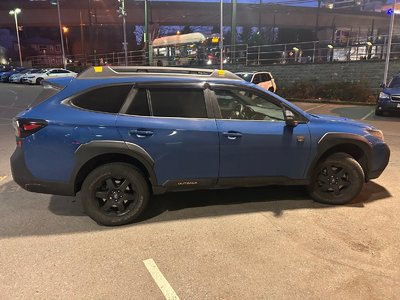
[36,77,44,85]
[308,153,364,205]
[81,163,150,226]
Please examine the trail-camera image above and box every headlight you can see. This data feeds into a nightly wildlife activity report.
[367,129,384,141]
[379,92,390,100]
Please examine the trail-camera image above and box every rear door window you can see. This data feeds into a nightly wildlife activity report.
[71,84,133,113]
[148,88,207,118]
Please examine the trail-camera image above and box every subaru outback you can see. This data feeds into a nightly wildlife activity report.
[11,66,390,226]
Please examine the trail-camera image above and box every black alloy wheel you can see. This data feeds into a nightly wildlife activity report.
[82,163,149,226]
[308,152,364,205]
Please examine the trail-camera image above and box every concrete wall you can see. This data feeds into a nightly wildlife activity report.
[222,60,400,91]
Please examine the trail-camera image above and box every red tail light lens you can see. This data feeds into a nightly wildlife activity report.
[13,118,48,139]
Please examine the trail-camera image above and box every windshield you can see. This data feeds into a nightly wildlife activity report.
[388,76,400,88]
[236,73,253,82]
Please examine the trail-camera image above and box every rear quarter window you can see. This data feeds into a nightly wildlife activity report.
[71,84,133,113]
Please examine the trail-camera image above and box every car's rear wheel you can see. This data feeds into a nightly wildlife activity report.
[308,153,364,205]
[81,163,150,226]
[36,77,43,85]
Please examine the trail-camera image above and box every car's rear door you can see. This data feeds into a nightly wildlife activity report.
[116,84,219,188]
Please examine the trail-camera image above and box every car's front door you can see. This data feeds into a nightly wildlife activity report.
[211,86,311,182]
[116,85,219,188]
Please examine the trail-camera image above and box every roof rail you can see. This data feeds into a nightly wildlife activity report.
[77,66,242,80]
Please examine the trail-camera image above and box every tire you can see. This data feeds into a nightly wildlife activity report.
[375,109,383,116]
[308,153,364,205]
[36,77,43,85]
[81,163,150,226]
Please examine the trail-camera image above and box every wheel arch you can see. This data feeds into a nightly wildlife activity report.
[72,140,157,194]
[307,133,372,181]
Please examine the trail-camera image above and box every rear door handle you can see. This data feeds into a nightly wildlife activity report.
[129,129,154,138]
[222,131,243,140]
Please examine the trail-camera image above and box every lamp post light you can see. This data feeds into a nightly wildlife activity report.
[51,0,67,68]
[63,26,70,56]
[9,8,23,67]
[220,0,224,70]
[118,0,128,66]
[384,0,397,85]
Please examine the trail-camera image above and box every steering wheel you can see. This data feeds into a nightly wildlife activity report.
[242,105,256,119]
[229,104,245,119]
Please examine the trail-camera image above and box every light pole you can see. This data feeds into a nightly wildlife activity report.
[220,0,224,70]
[383,0,397,85]
[63,26,69,56]
[9,8,23,67]
[51,0,67,68]
[118,0,128,66]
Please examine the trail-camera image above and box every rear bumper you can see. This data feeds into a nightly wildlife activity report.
[10,146,75,196]
[367,142,390,180]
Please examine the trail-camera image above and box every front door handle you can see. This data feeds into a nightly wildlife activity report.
[222,131,243,140]
[129,129,154,138]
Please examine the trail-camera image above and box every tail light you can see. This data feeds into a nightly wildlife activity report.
[13,118,48,139]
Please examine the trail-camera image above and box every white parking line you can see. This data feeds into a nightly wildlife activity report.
[143,258,180,300]
[304,104,327,112]
[361,109,375,120]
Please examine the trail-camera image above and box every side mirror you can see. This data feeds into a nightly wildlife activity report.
[284,109,298,127]
[380,83,386,88]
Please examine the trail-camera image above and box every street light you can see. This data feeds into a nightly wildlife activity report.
[51,0,67,69]
[117,0,128,66]
[220,0,223,70]
[63,26,70,56]
[9,8,23,67]
[383,0,397,85]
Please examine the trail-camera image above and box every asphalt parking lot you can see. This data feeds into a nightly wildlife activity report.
[0,83,399,299]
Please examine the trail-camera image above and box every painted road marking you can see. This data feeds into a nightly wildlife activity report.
[361,109,375,120]
[304,104,327,112]
[0,176,7,182]
[143,259,180,300]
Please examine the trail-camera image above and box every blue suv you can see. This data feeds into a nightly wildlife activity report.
[11,66,390,226]
[376,75,400,116]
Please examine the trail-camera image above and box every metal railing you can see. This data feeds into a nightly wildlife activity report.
[25,34,400,68]
[27,49,146,68]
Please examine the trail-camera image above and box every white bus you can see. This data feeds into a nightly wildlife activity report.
[152,32,209,66]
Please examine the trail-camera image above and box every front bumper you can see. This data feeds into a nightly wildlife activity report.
[368,142,390,180]
[376,100,400,113]
[24,78,36,84]
[10,146,75,196]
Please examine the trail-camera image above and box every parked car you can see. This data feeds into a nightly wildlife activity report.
[376,75,400,116]
[235,71,277,92]
[0,67,26,83]
[21,69,48,84]
[23,68,77,85]
[9,68,39,83]
[0,65,13,77]
[11,66,390,226]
